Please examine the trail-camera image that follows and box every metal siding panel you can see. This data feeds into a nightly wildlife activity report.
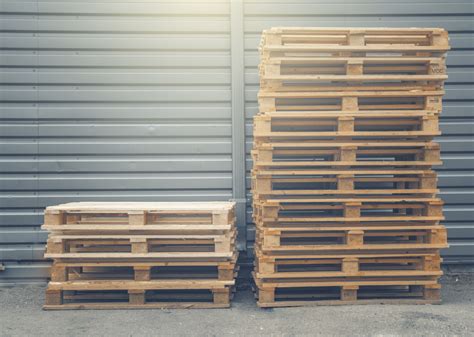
[1,106,232,120]
[0,230,48,244]
[0,34,231,50]
[1,2,230,15]
[0,53,231,68]
[2,88,232,102]
[36,141,231,155]
[0,1,233,281]
[4,71,231,85]
[0,263,50,284]
[244,17,474,32]
[244,1,474,15]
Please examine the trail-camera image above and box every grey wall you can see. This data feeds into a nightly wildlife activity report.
[0,0,473,283]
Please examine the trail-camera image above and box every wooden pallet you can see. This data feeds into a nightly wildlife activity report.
[260,79,445,93]
[258,91,443,116]
[253,112,440,141]
[260,63,446,92]
[254,245,444,258]
[252,170,438,198]
[253,198,443,222]
[253,278,441,307]
[255,226,447,252]
[50,256,238,282]
[259,50,447,92]
[43,202,236,230]
[44,280,233,310]
[254,252,441,277]
[43,202,239,309]
[45,230,236,256]
[259,28,449,59]
[252,144,441,170]
[259,56,447,77]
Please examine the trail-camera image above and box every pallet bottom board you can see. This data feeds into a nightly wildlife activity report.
[256,298,441,308]
[47,279,233,291]
[254,283,441,308]
[43,302,230,310]
[45,286,233,310]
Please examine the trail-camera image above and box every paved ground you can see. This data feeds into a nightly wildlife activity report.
[0,274,473,337]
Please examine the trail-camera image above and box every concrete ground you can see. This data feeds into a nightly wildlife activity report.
[0,274,473,337]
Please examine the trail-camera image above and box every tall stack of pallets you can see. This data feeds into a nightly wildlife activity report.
[252,27,450,307]
[42,202,237,309]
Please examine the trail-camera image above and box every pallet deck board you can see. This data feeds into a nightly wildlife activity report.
[46,202,236,212]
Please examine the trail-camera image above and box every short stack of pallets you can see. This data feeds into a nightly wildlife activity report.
[42,202,237,309]
[252,27,450,307]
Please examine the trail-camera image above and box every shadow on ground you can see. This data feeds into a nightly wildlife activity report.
[0,274,473,337]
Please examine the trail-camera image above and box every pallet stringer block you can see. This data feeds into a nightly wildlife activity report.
[253,175,272,195]
[420,172,438,190]
[134,266,151,281]
[346,230,364,247]
[263,230,281,249]
[338,146,357,161]
[215,233,232,253]
[429,228,448,245]
[341,285,359,301]
[259,288,276,304]
[44,210,64,226]
[430,30,450,49]
[428,59,446,75]
[212,288,230,305]
[253,117,273,140]
[425,96,442,112]
[261,203,280,221]
[425,200,444,217]
[129,211,147,226]
[346,60,363,75]
[259,97,277,112]
[212,211,231,225]
[128,290,146,305]
[343,202,362,218]
[45,289,63,306]
[50,265,68,282]
[348,30,366,46]
[257,257,276,274]
[218,265,235,281]
[47,238,66,254]
[341,97,358,112]
[423,255,442,271]
[423,284,441,301]
[423,143,441,162]
[342,257,360,275]
[337,174,355,190]
[130,237,148,254]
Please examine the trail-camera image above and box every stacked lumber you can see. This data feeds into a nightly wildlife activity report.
[42,202,237,309]
[252,27,450,307]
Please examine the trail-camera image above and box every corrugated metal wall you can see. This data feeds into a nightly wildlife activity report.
[0,0,234,283]
[0,0,473,283]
